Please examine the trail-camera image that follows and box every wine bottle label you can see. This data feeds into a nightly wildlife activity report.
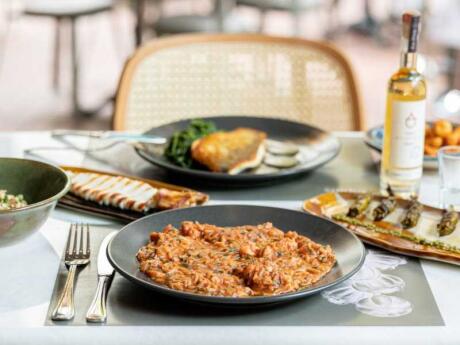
[389,100,426,173]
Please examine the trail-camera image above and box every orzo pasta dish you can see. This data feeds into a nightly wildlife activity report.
[136,221,336,297]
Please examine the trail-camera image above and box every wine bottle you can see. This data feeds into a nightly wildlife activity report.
[380,10,427,198]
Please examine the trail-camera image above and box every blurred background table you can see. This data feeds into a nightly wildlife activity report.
[3,0,460,131]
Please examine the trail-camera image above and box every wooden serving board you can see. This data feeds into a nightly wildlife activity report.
[303,191,460,266]
[58,166,209,223]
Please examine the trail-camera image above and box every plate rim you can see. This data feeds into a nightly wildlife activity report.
[135,116,342,181]
[107,204,366,304]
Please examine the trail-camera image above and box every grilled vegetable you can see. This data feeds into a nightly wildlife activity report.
[386,185,395,197]
[438,206,459,237]
[373,197,397,221]
[347,193,372,218]
[164,119,217,168]
[264,154,298,168]
[265,139,299,156]
[401,198,423,229]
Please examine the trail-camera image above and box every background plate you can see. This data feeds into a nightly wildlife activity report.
[107,205,365,305]
[135,116,341,185]
[364,125,438,169]
[303,191,460,266]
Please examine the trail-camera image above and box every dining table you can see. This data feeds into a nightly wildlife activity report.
[0,130,459,345]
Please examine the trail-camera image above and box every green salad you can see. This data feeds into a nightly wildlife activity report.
[164,119,217,168]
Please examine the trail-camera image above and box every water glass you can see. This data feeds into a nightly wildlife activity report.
[438,146,460,210]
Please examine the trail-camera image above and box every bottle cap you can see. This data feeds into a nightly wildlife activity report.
[402,10,421,53]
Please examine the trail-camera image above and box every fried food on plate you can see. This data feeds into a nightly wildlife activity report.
[424,119,460,156]
[191,128,267,174]
[433,120,453,138]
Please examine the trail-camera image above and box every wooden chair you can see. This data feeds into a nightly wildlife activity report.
[113,34,364,132]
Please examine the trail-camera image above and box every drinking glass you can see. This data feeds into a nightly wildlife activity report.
[438,146,460,210]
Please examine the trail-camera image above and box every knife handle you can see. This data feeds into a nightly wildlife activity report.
[86,275,110,323]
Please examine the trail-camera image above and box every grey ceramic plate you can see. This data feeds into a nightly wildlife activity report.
[365,125,438,169]
[135,116,341,184]
[107,205,365,305]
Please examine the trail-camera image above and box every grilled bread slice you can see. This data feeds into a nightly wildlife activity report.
[68,171,208,212]
[191,128,267,174]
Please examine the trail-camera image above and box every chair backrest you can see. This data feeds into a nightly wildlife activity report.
[113,34,364,132]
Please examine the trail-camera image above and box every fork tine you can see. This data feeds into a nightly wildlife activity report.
[66,224,76,257]
[79,223,85,257]
[75,223,90,258]
[72,223,80,257]
[85,224,90,256]
[80,223,87,256]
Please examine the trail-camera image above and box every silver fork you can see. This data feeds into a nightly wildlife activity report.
[51,223,91,321]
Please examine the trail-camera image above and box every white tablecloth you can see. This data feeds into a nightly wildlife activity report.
[0,132,458,345]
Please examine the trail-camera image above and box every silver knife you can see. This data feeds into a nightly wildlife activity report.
[86,231,117,323]
[52,130,167,145]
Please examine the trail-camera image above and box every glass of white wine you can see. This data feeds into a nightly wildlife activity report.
[438,146,460,210]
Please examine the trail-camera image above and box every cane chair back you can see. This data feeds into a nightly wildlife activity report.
[114,34,363,131]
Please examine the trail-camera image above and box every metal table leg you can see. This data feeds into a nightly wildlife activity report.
[349,0,385,45]
[135,0,145,47]
[53,17,62,91]
[69,17,112,117]
[70,17,79,114]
